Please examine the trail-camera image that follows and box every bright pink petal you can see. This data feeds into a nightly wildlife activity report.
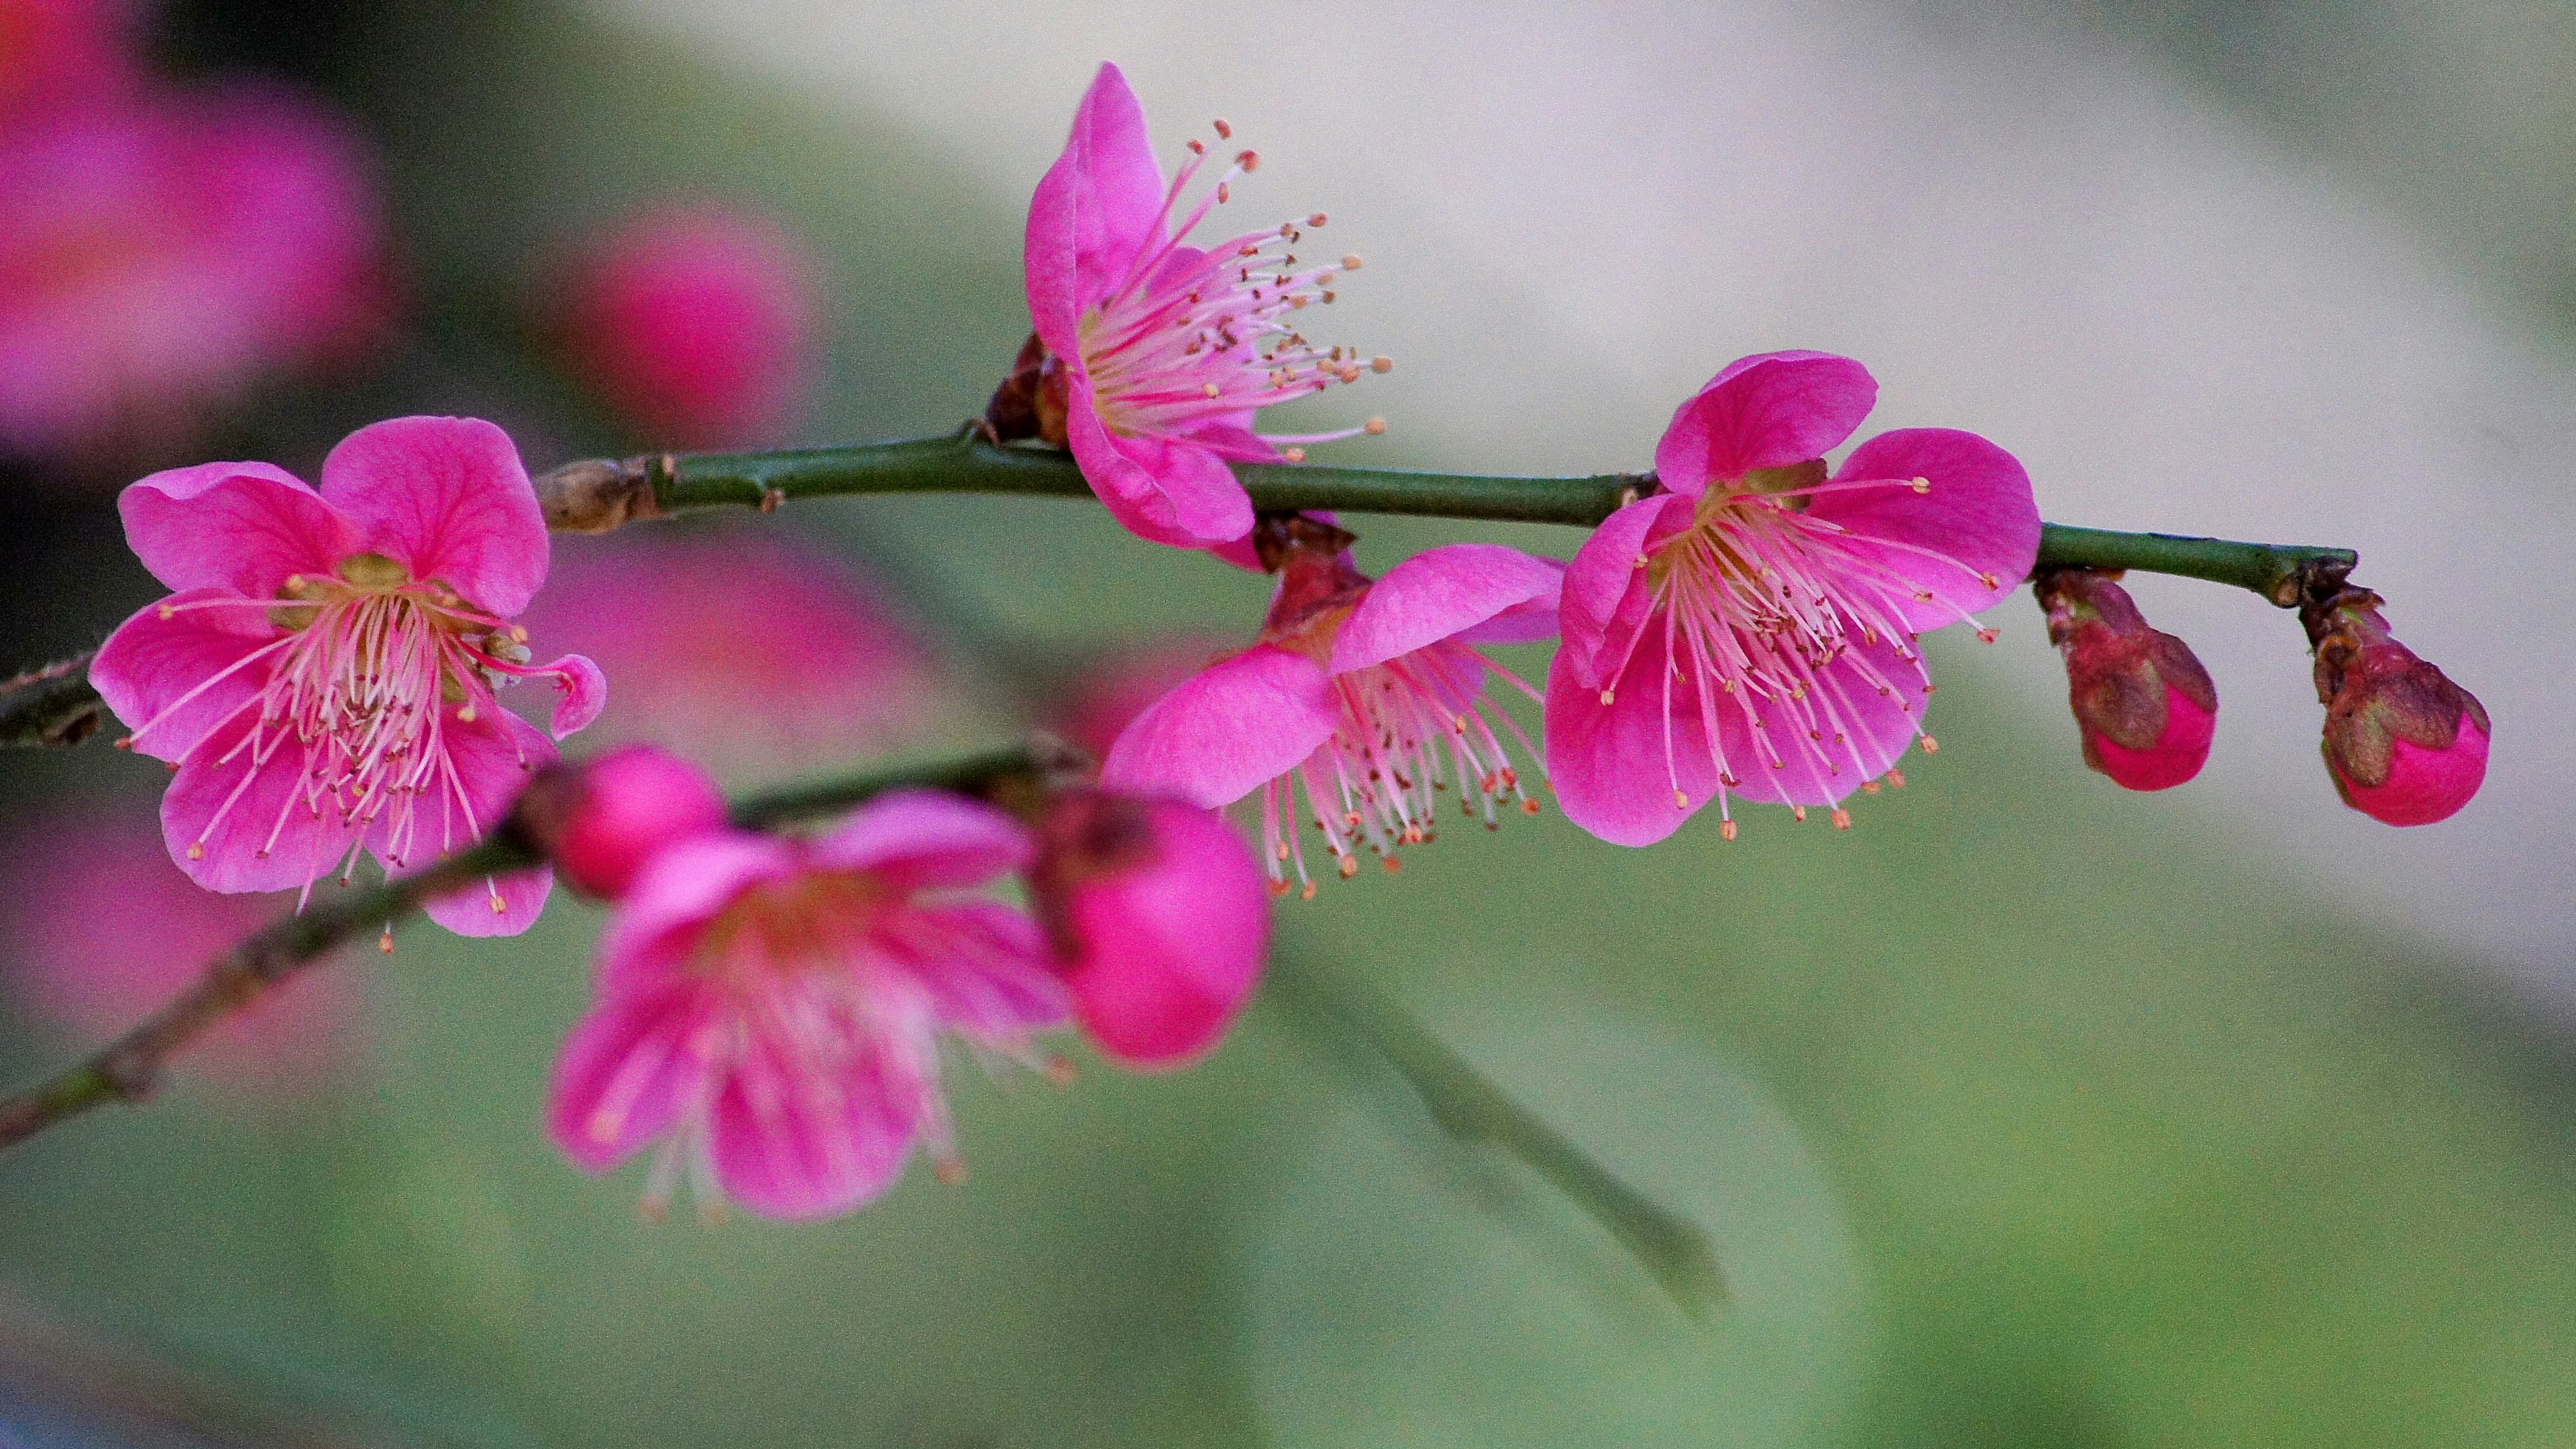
[422,861,555,937]
[706,1037,922,1219]
[1329,544,1564,674]
[806,790,1034,890]
[91,588,282,763]
[1064,392,1254,547]
[1059,800,1270,1070]
[1543,632,1719,848]
[600,831,798,996]
[1555,493,1694,692]
[1761,639,1931,805]
[160,715,363,893]
[119,461,357,597]
[894,901,1069,1037]
[394,708,557,936]
[547,979,706,1172]
[1813,427,2041,632]
[1654,352,1876,494]
[319,417,549,616]
[538,651,606,738]
[1025,62,1169,354]
[1102,645,1337,808]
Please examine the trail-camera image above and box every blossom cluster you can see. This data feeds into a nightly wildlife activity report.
[41,59,2491,1218]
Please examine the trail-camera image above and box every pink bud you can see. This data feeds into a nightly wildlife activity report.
[2035,569,2218,791]
[525,745,729,900]
[1030,790,1271,1070]
[2306,588,2489,826]
[545,205,820,448]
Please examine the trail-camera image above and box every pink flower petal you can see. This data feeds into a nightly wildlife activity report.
[540,651,606,739]
[1024,63,1170,355]
[91,588,282,763]
[1102,645,1338,808]
[1555,493,1694,692]
[806,790,1034,891]
[1064,391,1255,547]
[319,416,549,617]
[896,901,1069,1038]
[1653,352,1876,494]
[547,979,706,1173]
[1813,427,2041,633]
[392,708,556,937]
[600,831,798,995]
[706,1037,922,1219]
[119,461,358,597]
[1329,544,1564,674]
[160,714,364,893]
[1543,632,1719,848]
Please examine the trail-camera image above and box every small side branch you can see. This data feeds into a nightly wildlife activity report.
[2033,524,2355,607]
[0,653,106,747]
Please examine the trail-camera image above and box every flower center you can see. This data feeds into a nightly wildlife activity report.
[692,870,896,990]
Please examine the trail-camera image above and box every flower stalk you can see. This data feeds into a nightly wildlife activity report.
[0,737,1064,1155]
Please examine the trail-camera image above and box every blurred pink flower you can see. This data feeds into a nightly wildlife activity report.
[0,808,368,1099]
[1030,789,1269,1070]
[523,529,944,782]
[0,83,390,462]
[547,205,820,449]
[91,416,604,935]
[2309,587,2489,826]
[1104,520,1558,893]
[1015,61,1382,549]
[1546,351,2041,846]
[0,0,140,121]
[547,790,1067,1222]
[1044,635,1232,762]
[531,744,731,902]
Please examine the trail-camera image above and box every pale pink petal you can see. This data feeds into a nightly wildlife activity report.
[119,461,357,597]
[547,979,706,1172]
[1064,392,1254,547]
[706,1036,922,1218]
[319,416,549,616]
[599,831,798,996]
[1654,352,1876,494]
[806,790,1034,890]
[91,588,280,762]
[537,651,606,739]
[892,901,1069,1037]
[1330,544,1563,674]
[1102,645,1337,808]
[1813,427,2041,633]
[421,861,555,938]
[160,714,363,893]
[1543,633,1719,848]
[1554,493,1694,692]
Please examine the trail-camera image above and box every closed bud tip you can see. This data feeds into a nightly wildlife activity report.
[2035,569,2218,792]
[516,744,729,900]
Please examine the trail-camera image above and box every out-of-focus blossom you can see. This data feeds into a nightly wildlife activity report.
[543,204,821,449]
[0,84,389,463]
[1546,351,2040,845]
[547,790,1067,1222]
[91,416,604,935]
[523,529,946,782]
[0,808,368,1098]
[1029,788,1269,1069]
[1000,61,1385,550]
[1105,517,1558,893]
[0,0,139,122]
[519,745,730,901]
[1042,635,1231,761]
[2036,568,2218,791]
[2306,585,2489,826]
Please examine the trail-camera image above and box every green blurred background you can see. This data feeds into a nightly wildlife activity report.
[3,2,2572,1444]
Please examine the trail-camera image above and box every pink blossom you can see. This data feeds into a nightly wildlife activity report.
[1011,62,1384,549]
[0,807,369,1099]
[1546,352,2041,846]
[89,416,604,935]
[521,529,943,782]
[1103,519,1559,893]
[547,790,1068,1221]
[545,205,821,449]
[527,745,730,901]
[1030,789,1270,1069]
[2037,568,2217,791]
[2308,587,2488,826]
[0,83,389,463]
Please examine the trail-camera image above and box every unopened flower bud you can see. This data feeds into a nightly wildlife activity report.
[2304,586,2489,826]
[519,745,729,900]
[2035,569,2217,791]
[1028,790,1271,1070]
